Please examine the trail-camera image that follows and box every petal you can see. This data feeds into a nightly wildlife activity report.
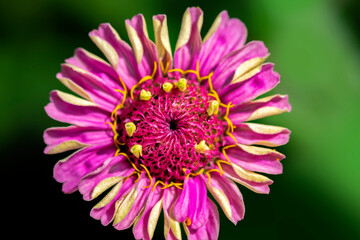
[57,63,121,110]
[211,41,269,90]
[225,123,291,147]
[163,187,182,240]
[228,94,291,124]
[90,174,136,226]
[185,198,220,240]
[204,174,244,224]
[219,63,279,105]
[199,11,247,76]
[113,174,153,230]
[126,14,159,77]
[220,161,273,194]
[153,14,173,73]
[78,155,133,201]
[133,187,163,240]
[174,7,203,71]
[44,90,110,127]
[53,143,115,193]
[44,125,111,154]
[223,144,285,174]
[65,48,121,91]
[173,176,209,229]
[89,23,139,88]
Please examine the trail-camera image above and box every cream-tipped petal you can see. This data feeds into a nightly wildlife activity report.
[231,163,271,183]
[175,9,191,51]
[113,186,138,225]
[47,140,88,154]
[58,77,93,102]
[147,199,163,239]
[93,181,123,209]
[91,176,123,200]
[203,11,222,43]
[153,16,172,62]
[90,35,119,68]
[125,23,144,64]
[56,90,97,107]
[231,56,269,84]
[247,107,287,121]
[208,185,232,221]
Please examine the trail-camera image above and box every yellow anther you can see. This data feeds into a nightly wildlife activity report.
[162,82,173,92]
[177,78,187,92]
[207,100,219,116]
[130,144,142,158]
[194,140,210,153]
[140,89,152,100]
[125,122,136,137]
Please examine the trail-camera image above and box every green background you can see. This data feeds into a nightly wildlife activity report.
[1,0,359,238]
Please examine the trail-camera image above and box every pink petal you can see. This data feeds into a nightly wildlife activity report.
[199,10,247,76]
[66,48,122,91]
[174,7,203,71]
[204,174,245,225]
[211,41,268,90]
[173,176,209,229]
[163,187,182,240]
[44,90,110,127]
[221,163,273,194]
[224,123,291,147]
[228,94,292,125]
[78,155,133,200]
[125,14,159,77]
[186,198,220,240]
[113,174,153,230]
[223,144,285,174]
[44,125,112,154]
[219,63,279,105]
[90,175,136,226]
[153,14,173,72]
[53,143,116,193]
[57,63,121,111]
[132,187,163,240]
[89,23,139,88]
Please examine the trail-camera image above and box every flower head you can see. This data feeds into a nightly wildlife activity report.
[44,7,291,240]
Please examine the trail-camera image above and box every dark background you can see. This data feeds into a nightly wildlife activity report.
[1,0,359,239]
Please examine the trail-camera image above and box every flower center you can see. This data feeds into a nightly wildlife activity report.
[115,72,224,183]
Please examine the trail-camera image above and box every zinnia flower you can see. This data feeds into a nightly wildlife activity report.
[44,7,291,240]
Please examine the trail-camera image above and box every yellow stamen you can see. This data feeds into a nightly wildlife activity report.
[118,75,128,108]
[160,61,170,76]
[140,89,152,100]
[111,104,122,121]
[168,68,185,75]
[162,82,173,92]
[140,164,153,188]
[185,217,192,226]
[222,145,237,162]
[176,78,187,92]
[130,61,158,99]
[151,61,158,78]
[152,180,165,191]
[207,100,219,116]
[194,140,210,153]
[216,160,232,174]
[186,169,204,180]
[130,144,142,158]
[125,122,136,137]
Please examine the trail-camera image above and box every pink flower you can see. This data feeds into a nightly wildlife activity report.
[44,7,291,240]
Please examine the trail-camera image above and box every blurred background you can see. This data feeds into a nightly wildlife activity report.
[1,0,359,239]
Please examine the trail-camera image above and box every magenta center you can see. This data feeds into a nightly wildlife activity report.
[117,73,224,183]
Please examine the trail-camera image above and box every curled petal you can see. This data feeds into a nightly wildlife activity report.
[185,198,220,240]
[223,144,285,174]
[153,14,173,73]
[44,90,110,127]
[199,10,247,76]
[126,14,159,77]
[89,23,139,88]
[53,143,115,193]
[204,173,244,225]
[211,41,268,90]
[78,155,133,200]
[220,161,273,194]
[225,123,291,147]
[163,187,182,240]
[173,176,209,229]
[219,63,280,105]
[174,7,203,70]
[44,125,111,154]
[228,94,291,124]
